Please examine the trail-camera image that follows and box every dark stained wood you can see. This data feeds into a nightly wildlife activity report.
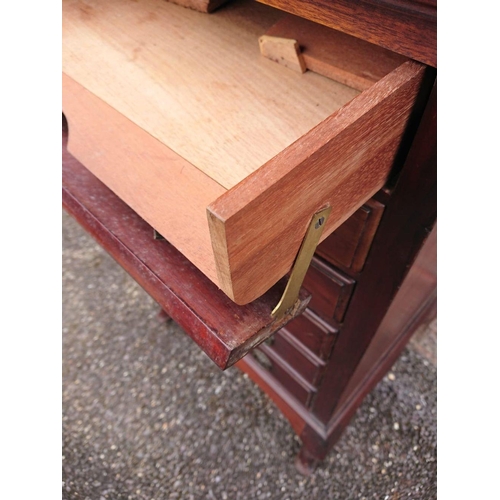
[62,119,311,370]
[336,223,436,409]
[302,257,355,324]
[236,82,436,472]
[269,329,326,385]
[322,225,437,452]
[295,446,321,476]
[281,309,338,360]
[235,354,312,438]
[251,346,317,406]
[316,199,385,274]
[256,0,436,67]
[311,81,436,423]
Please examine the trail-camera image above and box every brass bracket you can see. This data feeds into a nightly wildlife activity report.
[272,206,332,321]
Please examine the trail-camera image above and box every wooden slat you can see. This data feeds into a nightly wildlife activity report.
[265,14,408,91]
[62,0,358,190]
[62,122,311,370]
[256,0,437,67]
[207,61,426,304]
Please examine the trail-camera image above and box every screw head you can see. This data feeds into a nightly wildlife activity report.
[315,216,325,229]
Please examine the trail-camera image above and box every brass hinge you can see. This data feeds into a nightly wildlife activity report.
[272,206,331,321]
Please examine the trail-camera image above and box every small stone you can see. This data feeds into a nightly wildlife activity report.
[388,372,396,381]
[393,422,400,430]
[416,404,422,410]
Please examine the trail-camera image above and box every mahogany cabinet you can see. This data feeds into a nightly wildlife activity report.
[62,0,436,472]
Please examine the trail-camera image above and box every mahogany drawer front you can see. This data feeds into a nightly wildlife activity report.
[252,346,316,407]
[268,329,325,386]
[282,309,338,360]
[316,199,385,274]
[302,257,355,324]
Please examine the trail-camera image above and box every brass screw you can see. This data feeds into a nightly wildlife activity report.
[315,216,325,229]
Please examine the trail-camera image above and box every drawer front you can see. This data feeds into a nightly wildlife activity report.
[282,309,338,360]
[207,61,426,304]
[316,199,385,273]
[302,257,355,324]
[251,347,316,407]
[268,330,325,386]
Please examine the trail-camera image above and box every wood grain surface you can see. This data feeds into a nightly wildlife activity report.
[208,61,426,304]
[62,0,358,189]
[62,120,311,370]
[62,73,224,286]
[265,14,408,91]
[256,0,437,67]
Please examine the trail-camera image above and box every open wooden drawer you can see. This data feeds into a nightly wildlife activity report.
[62,0,426,306]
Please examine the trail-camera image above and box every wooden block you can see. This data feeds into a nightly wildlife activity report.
[258,35,306,73]
[265,14,408,91]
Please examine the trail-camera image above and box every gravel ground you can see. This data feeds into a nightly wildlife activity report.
[62,210,437,500]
